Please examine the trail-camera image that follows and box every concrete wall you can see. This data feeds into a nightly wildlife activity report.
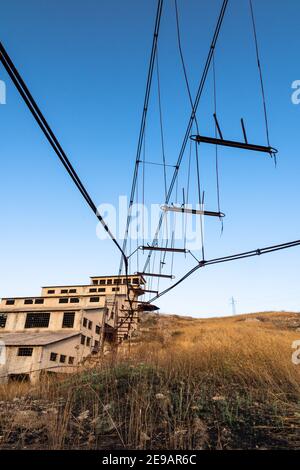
[0,346,42,384]
[0,308,105,334]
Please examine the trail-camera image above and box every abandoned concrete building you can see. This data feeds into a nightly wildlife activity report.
[0,274,146,383]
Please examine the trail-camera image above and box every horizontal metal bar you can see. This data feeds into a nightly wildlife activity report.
[190,135,277,155]
[161,205,225,218]
[140,246,188,253]
[136,272,175,279]
[139,289,159,294]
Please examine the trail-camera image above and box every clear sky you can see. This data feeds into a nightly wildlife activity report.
[1,0,300,317]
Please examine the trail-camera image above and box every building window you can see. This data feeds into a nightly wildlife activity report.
[68,357,74,365]
[88,320,92,330]
[61,289,68,294]
[24,299,33,305]
[35,298,44,305]
[6,299,15,306]
[99,280,106,285]
[50,352,57,362]
[86,337,91,347]
[113,279,121,285]
[133,278,139,284]
[89,288,97,293]
[18,347,33,357]
[69,289,77,294]
[123,278,131,284]
[98,288,106,293]
[112,287,120,292]
[70,298,79,304]
[60,355,66,363]
[62,312,75,328]
[95,325,100,335]
[83,318,88,328]
[90,297,100,303]
[92,280,98,285]
[25,312,50,328]
[47,290,55,294]
[94,340,99,348]
[59,298,68,304]
[81,334,86,345]
[0,314,7,328]
[106,279,112,285]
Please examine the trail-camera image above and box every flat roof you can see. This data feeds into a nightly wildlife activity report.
[0,331,80,346]
[90,274,145,279]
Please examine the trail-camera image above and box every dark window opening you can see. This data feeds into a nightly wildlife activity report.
[88,320,92,330]
[86,337,91,347]
[133,278,139,284]
[89,288,97,293]
[9,374,29,382]
[62,312,75,328]
[95,325,100,335]
[59,298,68,304]
[25,312,50,328]
[47,290,55,294]
[68,357,74,365]
[61,289,68,294]
[35,298,44,305]
[6,299,15,306]
[69,289,77,294]
[83,318,88,328]
[24,299,33,305]
[114,279,121,285]
[94,340,99,348]
[90,297,100,303]
[106,279,112,285]
[98,288,106,293]
[60,355,66,363]
[0,314,7,328]
[92,280,98,285]
[50,352,57,362]
[123,278,131,284]
[99,279,106,285]
[70,298,79,304]
[81,334,86,345]
[112,287,120,292]
[18,347,33,357]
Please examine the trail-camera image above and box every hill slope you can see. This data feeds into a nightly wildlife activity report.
[0,311,300,449]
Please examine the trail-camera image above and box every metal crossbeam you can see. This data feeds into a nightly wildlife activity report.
[140,246,188,253]
[136,272,175,279]
[161,205,225,218]
[190,135,277,155]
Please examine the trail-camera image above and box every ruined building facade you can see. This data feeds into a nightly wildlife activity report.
[0,274,146,383]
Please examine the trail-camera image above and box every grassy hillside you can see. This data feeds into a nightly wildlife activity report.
[0,311,300,449]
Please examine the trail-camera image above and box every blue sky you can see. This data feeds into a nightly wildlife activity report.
[1,0,300,317]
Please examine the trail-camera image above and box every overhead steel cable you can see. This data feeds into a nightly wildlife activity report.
[174,0,199,135]
[0,41,128,270]
[121,0,164,263]
[143,0,229,272]
[113,0,164,337]
[249,0,270,149]
[149,238,300,302]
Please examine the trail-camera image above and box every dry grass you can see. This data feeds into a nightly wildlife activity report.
[0,311,300,449]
